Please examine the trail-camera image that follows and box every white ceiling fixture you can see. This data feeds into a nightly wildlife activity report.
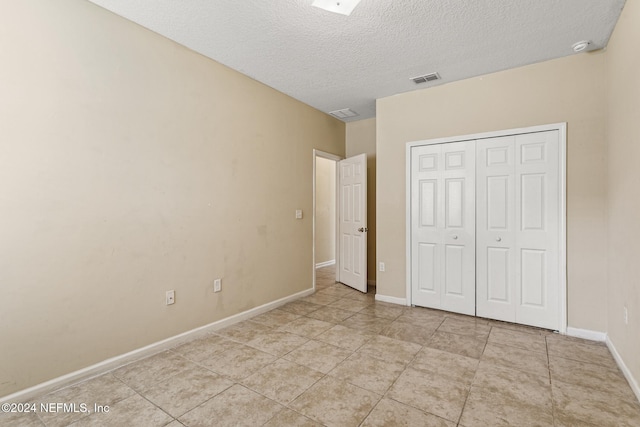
[87,0,627,122]
[572,40,592,53]
[312,0,362,16]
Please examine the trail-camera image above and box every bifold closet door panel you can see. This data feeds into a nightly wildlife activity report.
[476,136,517,322]
[515,131,560,330]
[441,142,476,315]
[411,142,476,315]
[476,130,560,330]
[411,143,441,310]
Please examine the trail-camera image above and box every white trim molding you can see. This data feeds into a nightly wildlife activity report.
[0,287,314,404]
[375,293,407,306]
[606,336,640,403]
[566,327,607,342]
[315,259,336,269]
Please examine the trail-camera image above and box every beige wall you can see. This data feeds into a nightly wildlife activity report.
[377,53,608,332]
[346,118,377,283]
[315,157,336,265]
[606,0,640,390]
[0,0,344,396]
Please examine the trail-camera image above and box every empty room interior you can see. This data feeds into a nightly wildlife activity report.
[1,0,639,426]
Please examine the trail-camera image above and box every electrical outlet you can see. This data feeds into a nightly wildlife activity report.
[166,290,175,305]
[379,262,385,272]
[214,279,221,293]
[624,306,628,325]
[295,209,303,219]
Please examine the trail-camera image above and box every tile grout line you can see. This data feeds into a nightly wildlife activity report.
[375,337,462,425]
[37,371,141,427]
[456,324,492,426]
[125,351,235,424]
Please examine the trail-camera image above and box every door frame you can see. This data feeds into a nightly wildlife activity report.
[405,123,567,333]
[312,149,342,291]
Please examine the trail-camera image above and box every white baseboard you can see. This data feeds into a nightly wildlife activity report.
[565,327,607,342]
[0,287,315,404]
[606,335,640,403]
[315,260,336,269]
[375,294,407,306]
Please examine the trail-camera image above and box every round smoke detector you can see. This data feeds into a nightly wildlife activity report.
[572,40,591,53]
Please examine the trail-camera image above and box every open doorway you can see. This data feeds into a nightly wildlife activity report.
[313,150,340,291]
[313,149,369,292]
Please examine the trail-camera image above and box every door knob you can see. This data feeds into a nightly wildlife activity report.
[452,235,458,240]
[358,227,368,232]
[496,237,502,242]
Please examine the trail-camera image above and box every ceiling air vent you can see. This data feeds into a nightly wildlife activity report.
[329,108,359,119]
[411,72,441,84]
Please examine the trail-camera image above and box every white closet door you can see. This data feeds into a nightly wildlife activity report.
[476,136,517,322]
[515,131,559,329]
[476,131,560,329]
[411,141,476,315]
[411,144,441,309]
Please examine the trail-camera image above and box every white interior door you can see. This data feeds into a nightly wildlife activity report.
[338,154,367,292]
[476,131,560,329]
[411,142,476,315]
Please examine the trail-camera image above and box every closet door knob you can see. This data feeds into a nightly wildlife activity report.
[452,235,458,240]
[496,237,502,242]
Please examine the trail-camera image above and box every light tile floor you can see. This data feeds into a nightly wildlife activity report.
[3,266,640,426]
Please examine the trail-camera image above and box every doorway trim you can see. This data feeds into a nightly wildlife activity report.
[313,149,342,291]
[405,122,567,333]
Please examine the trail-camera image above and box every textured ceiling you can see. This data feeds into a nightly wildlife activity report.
[87,0,626,121]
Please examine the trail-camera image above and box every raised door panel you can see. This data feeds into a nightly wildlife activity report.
[418,243,438,293]
[341,234,352,273]
[342,183,352,222]
[521,174,545,231]
[444,244,465,296]
[487,176,509,230]
[419,180,437,227]
[352,234,363,276]
[520,249,546,307]
[487,247,510,302]
[445,178,464,228]
[351,176,364,277]
[419,153,438,172]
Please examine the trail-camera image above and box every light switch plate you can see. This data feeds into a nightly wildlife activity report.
[166,290,175,305]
